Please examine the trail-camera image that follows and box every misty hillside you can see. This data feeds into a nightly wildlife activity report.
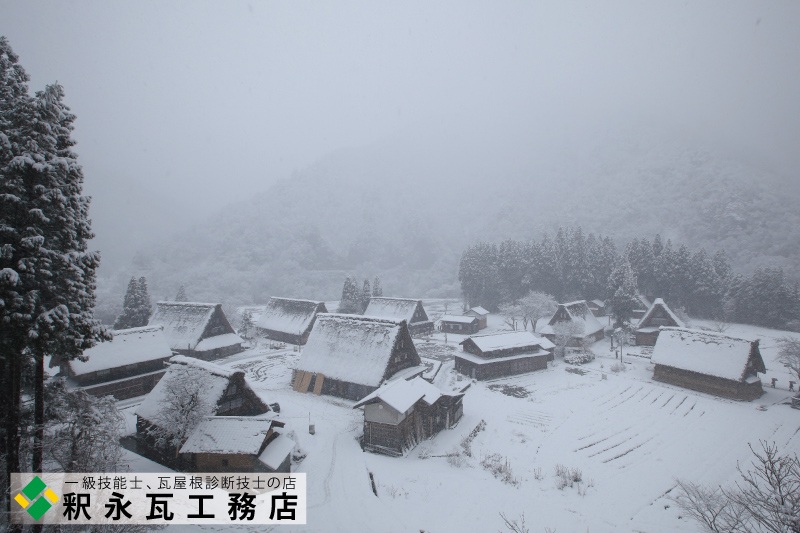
[95,127,800,321]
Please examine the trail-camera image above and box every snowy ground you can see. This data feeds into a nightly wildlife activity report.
[117,303,800,532]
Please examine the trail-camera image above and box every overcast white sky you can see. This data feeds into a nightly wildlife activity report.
[2,1,799,265]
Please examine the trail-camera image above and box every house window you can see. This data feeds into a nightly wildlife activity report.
[97,369,110,378]
[222,459,229,467]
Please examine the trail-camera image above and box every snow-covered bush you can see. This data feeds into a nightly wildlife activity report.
[565,351,595,365]
[460,419,486,457]
[481,453,519,486]
[610,362,626,373]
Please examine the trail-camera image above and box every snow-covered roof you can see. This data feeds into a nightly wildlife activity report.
[295,314,417,387]
[440,315,479,324]
[135,355,240,422]
[55,325,172,375]
[194,333,243,352]
[542,301,604,337]
[651,328,766,382]
[352,376,462,413]
[460,331,553,354]
[148,302,221,351]
[180,416,278,455]
[589,299,605,308]
[455,350,549,365]
[637,298,684,329]
[364,297,428,323]
[258,434,295,471]
[467,306,489,316]
[256,297,327,335]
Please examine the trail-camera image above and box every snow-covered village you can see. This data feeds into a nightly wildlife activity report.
[2,2,800,533]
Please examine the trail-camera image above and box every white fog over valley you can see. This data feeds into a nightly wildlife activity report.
[2,1,800,532]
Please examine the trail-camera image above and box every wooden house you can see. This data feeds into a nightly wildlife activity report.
[439,315,481,335]
[651,328,766,401]
[635,298,684,346]
[464,306,489,329]
[49,325,173,400]
[631,294,652,320]
[292,314,424,401]
[455,331,553,380]
[587,299,606,317]
[363,297,434,336]
[539,301,605,346]
[353,377,464,457]
[135,356,269,464]
[148,302,243,360]
[256,297,328,345]
[179,416,294,473]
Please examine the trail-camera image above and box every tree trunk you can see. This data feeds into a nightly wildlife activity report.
[33,353,43,474]
[4,349,23,533]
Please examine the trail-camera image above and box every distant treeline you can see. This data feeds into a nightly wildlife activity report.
[458,227,800,330]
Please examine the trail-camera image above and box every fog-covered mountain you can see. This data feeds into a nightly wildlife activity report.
[94,125,800,323]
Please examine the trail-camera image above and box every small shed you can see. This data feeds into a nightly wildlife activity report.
[179,416,293,473]
[455,331,553,380]
[464,306,490,329]
[353,377,464,456]
[363,297,434,336]
[50,325,173,400]
[256,297,328,345]
[292,314,424,401]
[635,298,684,346]
[651,328,766,401]
[587,300,606,317]
[135,356,269,462]
[148,302,243,360]
[439,315,481,335]
[540,301,605,346]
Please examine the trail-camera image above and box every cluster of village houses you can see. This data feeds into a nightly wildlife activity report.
[48,293,769,471]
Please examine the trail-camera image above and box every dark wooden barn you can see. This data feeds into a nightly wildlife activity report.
[256,297,328,345]
[292,314,424,401]
[50,325,173,400]
[179,416,294,473]
[651,328,766,401]
[148,302,243,360]
[134,356,270,465]
[587,299,606,317]
[540,300,605,346]
[439,315,481,334]
[353,376,464,457]
[464,306,490,329]
[363,297,434,336]
[635,298,684,346]
[455,331,553,380]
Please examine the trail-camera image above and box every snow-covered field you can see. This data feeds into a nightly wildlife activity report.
[117,305,800,533]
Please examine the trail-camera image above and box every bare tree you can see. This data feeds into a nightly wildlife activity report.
[675,441,800,533]
[777,337,800,384]
[552,321,584,358]
[148,366,215,449]
[517,291,558,333]
[499,302,522,330]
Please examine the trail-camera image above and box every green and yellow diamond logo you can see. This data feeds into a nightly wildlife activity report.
[14,476,59,521]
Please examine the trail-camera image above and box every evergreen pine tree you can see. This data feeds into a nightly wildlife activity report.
[337,276,361,313]
[372,276,383,297]
[175,284,188,302]
[134,276,152,326]
[239,309,254,340]
[113,277,139,329]
[608,259,640,325]
[0,50,108,489]
[360,278,371,313]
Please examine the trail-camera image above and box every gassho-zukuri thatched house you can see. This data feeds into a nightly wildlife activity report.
[292,314,424,401]
[148,302,243,360]
[256,297,328,345]
[464,306,490,329]
[362,297,434,336]
[635,298,684,346]
[49,325,173,400]
[439,315,481,335]
[455,331,554,380]
[179,416,294,473]
[353,376,465,457]
[540,300,605,346]
[135,356,270,462]
[651,328,766,401]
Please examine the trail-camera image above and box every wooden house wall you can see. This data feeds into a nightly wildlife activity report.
[383,327,422,380]
[408,321,434,336]
[455,354,547,380]
[72,357,172,387]
[175,342,243,361]
[441,320,480,334]
[653,364,764,401]
[259,328,307,346]
[462,340,544,359]
[81,370,166,401]
[635,330,660,346]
